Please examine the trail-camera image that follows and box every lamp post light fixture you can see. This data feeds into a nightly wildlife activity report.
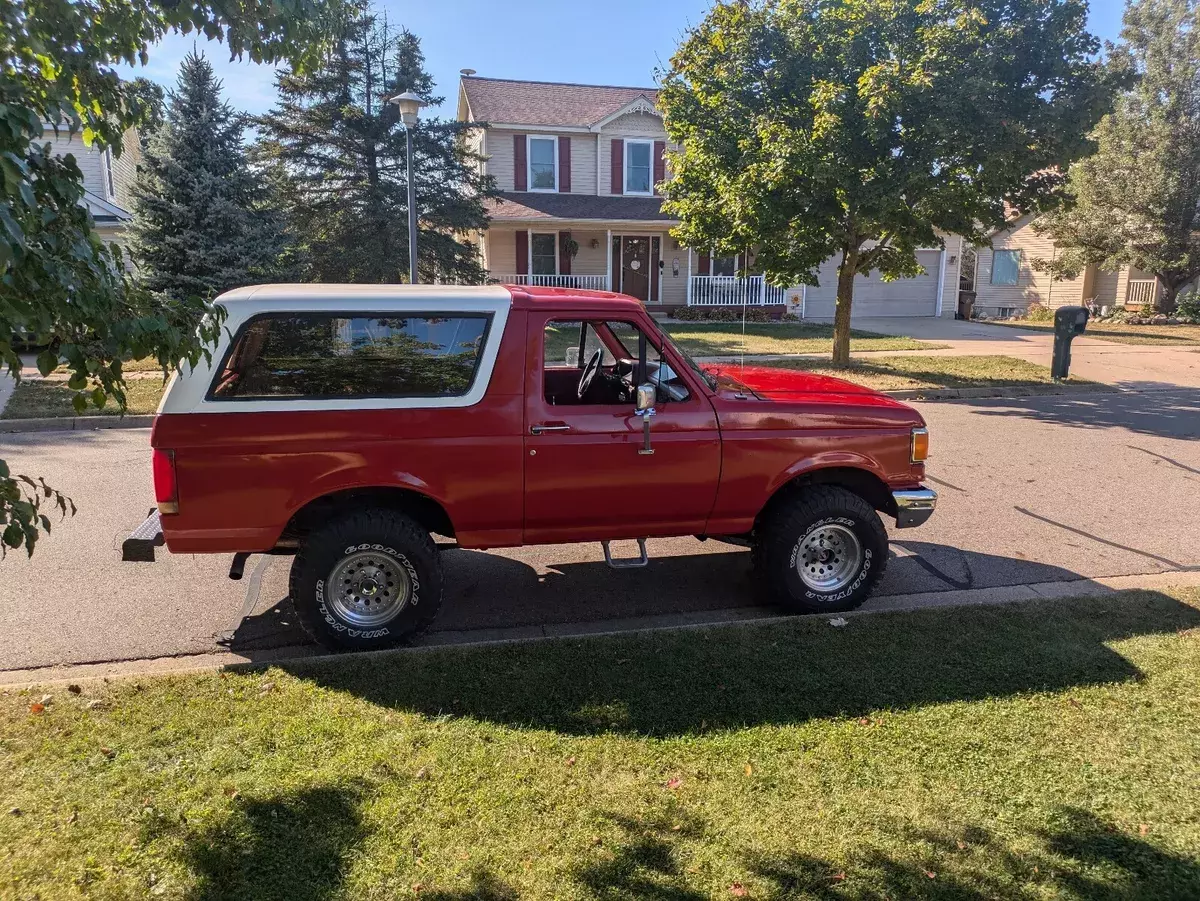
[388,91,427,283]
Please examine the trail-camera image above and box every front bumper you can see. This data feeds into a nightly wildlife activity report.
[892,487,937,528]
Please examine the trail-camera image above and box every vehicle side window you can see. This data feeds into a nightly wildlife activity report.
[541,318,689,406]
[209,313,490,400]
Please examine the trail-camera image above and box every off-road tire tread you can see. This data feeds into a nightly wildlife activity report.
[290,508,442,650]
[756,485,888,613]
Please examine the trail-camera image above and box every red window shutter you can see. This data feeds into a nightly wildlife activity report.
[611,139,624,195]
[515,231,528,275]
[513,134,527,191]
[558,137,571,192]
[698,252,710,276]
[559,231,572,275]
[653,140,666,195]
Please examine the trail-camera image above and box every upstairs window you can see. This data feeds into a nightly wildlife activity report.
[625,140,652,194]
[991,250,1020,286]
[528,136,557,191]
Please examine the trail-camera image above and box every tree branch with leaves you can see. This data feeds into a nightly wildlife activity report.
[1,0,342,556]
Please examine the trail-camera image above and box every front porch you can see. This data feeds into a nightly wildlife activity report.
[482,226,790,308]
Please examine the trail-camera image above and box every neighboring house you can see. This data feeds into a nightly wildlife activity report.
[42,125,141,253]
[963,214,1159,317]
[458,74,961,318]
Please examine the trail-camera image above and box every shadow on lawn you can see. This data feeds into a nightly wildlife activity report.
[572,806,1200,900]
[289,591,1200,738]
[183,785,365,901]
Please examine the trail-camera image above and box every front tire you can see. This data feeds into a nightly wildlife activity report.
[290,509,443,651]
[756,486,888,614]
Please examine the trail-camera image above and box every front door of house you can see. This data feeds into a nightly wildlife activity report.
[620,236,650,302]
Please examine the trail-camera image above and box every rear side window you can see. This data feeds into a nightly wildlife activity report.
[209,313,491,400]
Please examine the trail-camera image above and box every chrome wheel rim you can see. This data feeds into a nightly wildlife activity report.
[328,551,411,627]
[795,523,863,592]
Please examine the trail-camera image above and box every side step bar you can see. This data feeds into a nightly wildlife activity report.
[122,509,164,562]
[601,538,649,570]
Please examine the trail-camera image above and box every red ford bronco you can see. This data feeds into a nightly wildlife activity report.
[135,284,935,651]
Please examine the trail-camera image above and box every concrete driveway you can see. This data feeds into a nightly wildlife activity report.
[847,316,1200,389]
[2,386,1198,674]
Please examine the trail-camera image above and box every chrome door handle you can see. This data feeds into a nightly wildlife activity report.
[531,423,572,435]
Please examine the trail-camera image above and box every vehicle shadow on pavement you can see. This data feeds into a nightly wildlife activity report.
[961,387,1200,439]
[282,590,1200,738]
[217,542,1103,656]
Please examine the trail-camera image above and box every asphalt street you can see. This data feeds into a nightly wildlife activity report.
[2,386,1198,672]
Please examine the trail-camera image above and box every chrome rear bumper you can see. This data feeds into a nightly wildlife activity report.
[892,487,937,528]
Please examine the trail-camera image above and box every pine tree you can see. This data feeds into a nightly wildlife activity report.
[129,51,283,302]
[1038,0,1200,311]
[254,9,495,284]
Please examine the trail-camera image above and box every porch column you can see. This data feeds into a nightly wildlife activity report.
[686,248,692,305]
[606,229,612,291]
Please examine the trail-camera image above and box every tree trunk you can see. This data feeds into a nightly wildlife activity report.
[832,245,859,367]
[1157,279,1179,314]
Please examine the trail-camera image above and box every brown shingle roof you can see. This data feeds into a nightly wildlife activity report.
[487,192,675,223]
[461,76,659,128]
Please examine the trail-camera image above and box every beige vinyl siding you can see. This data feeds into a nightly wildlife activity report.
[974,216,1087,313]
[598,112,668,196]
[485,229,610,279]
[110,129,141,209]
[486,128,519,192]
[805,250,943,318]
[486,229,518,275]
[661,237,687,306]
[485,128,596,195]
[1093,269,1120,307]
[45,131,108,197]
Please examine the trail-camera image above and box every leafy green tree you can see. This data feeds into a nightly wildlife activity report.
[255,9,495,284]
[659,0,1113,364]
[1037,0,1200,311]
[0,0,339,556]
[130,51,284,304]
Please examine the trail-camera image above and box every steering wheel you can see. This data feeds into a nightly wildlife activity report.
[577,348,603,400]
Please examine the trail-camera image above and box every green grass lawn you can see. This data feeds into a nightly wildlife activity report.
[986,319,1200,346]
[3,589,1199,900]
[0,376,168,419]
[758,354,1097,391]
[663,322,942,356]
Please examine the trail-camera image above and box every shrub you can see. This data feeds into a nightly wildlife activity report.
[1175,290,1200,320]
[1024,302,1053,322]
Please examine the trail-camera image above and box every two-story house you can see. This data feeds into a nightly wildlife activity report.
[43,125,141,251]
[459,75,964,318]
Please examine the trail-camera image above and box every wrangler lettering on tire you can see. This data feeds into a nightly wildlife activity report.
[756,486,888,614]
[290,509,443,651]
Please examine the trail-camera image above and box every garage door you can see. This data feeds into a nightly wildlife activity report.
[803,250,942,318]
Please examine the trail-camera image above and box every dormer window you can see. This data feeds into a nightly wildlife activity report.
[103,148,115,199]
[625,140,652,195]
[528,136,557,191]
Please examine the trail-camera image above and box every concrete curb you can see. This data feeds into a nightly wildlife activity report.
[3,567,1198,689]
[0,414,154,434]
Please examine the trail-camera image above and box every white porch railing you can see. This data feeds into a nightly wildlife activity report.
[489,273,610,290]
[688,275,786,306]
[1126,279,1158,307]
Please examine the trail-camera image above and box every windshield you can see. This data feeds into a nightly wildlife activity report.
[656,327,718,392]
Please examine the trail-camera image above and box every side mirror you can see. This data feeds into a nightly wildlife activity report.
[636,382,656,413]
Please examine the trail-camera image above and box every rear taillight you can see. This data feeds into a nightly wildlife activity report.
[152,448,178,514]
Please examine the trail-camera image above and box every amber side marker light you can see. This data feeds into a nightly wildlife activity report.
[911,428,930,463]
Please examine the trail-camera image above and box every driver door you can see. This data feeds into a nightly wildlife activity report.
[522,311,721,545]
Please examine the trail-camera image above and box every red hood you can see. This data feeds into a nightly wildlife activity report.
[701,362,881,399]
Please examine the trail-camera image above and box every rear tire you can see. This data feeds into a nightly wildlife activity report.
[756,486,888,614]
[290,509,443,651]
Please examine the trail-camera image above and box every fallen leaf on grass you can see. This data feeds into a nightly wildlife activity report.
[858,717,871,726]
[100,747,116,759]
[830,872,846,882]
[828,617,848,628]
[925,871,937,879]
[39,694,52,706]
[8,807,20,816]
[1139,824,1150,835]
[744,763,753,776]
[85,699,107,710]
[414,767,429,781]
[730,883,748,897]
[665,777,683,790]
[28,703,45,715]
[566,756,576,767]
[956,840,967,850]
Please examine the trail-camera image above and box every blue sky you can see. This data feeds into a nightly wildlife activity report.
[127,0,1130,120]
